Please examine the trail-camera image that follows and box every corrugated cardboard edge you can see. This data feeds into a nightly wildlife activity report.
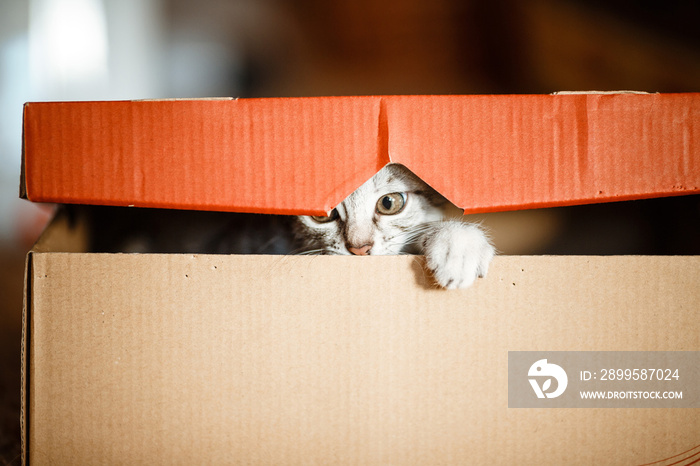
[21,221,47,466]
[19,103,27,200]
[551,90,656,95]
[21,251,29,466]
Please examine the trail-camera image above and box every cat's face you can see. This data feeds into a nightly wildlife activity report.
[294,164,447,255]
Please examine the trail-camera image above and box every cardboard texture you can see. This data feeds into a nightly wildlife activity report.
[21,94,700,464]
[24,217,700,465]
[21,94,700,215]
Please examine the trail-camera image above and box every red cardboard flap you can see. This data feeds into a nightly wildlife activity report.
[387,94,700,212]
[22,94,700,215]
[22,97,387,215]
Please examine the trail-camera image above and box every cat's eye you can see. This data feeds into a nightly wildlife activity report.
[311,209,339,223]
[376,193,406,215]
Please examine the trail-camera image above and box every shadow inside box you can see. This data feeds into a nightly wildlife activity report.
[0,244,26,466]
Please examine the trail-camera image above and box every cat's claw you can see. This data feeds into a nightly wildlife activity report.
[422,221,495,289]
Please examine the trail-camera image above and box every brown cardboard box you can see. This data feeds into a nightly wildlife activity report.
[22,95,700,464]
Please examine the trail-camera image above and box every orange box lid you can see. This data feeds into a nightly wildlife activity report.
[21,94,700,215]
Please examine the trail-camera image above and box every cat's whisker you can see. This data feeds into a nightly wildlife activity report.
[294,249,329,255]
[384,225,435,248]
[292,248,349,256]
[289,164,494,289]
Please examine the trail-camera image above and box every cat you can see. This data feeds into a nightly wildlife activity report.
[79,164,494,289]
[293,164,494,289]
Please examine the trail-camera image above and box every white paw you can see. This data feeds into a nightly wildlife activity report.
[422,220,495,289]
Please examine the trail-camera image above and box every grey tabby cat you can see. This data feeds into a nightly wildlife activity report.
[294,164,494,289]
[82,164,494,289]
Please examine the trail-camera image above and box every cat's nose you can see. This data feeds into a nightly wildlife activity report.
[347,243,372,256]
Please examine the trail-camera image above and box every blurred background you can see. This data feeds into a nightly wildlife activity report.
[1,0,700,462]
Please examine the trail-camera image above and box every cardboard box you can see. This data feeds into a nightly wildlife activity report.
[21,94,700,214]
[22,94,700,464]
